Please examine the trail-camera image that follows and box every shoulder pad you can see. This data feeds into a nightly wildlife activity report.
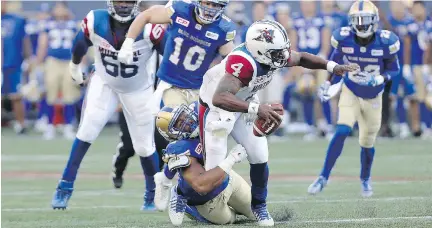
[331,27,352,49]
[81,10,97,39]
[170,0,193,16]
[218,15,236,41]
[379,30,400,55]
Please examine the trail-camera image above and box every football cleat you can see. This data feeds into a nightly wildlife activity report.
[308,176,327,195]
[112,174,123,189]
[141,191,157,211]
[154,172,172,211]
[52,180,74,210]
[252,203,274,226]
[185,205,210,224]
[168,185,187,226]
[43,124,56,140]
[361,179,373,197]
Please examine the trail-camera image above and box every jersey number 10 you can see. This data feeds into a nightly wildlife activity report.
[101,53,138,78]
[169,37,207,71]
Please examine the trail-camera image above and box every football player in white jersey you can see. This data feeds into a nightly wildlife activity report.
[51,0,166,210]
[199,20,356,226]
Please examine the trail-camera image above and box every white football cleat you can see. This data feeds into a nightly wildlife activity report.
[34,116,48,133]
[154,172,172,211]
[361,179,373,197]
[399,123,410,139]
[168,185,187,226]
[308,176,327,195]
[252,204,274,226]
[43,124,56,140]
[421,128,432,140]
[63,124,76,140]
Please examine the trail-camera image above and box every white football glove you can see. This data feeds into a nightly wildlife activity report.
[69,62,85,86]
[228,144,248,164]
[403,64,413,82]
[318,81,331,102]
[117,38,135,64]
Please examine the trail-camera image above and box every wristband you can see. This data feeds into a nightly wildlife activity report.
[248,102,259,115]
[326,61,337,73]
[218,156,235,174]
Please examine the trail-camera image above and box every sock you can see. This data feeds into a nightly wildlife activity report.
[420,102,432,128]
[303,97,314,126]
[46,104,55,125]
[322,101,332,125]
[250,163,269,207]
[163,165,176,180]
[360,147,375,180]
[396,97,407,124]
[320,124,352,179]
[63,104,76,125]
[38,97,48,119]
[61,138,91,182]
[282,84,295,111]
[140,152,160,202]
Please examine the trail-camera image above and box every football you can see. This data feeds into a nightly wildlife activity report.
[253,104,284,137]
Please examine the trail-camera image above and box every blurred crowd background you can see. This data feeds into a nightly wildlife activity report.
[2,0,432,141]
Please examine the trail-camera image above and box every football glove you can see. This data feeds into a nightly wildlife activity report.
[403,64,413,82]
[118,38,135,64]
[318,81,331,102]
[69,62,85,86]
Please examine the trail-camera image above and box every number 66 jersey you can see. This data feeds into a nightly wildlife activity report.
[81,10,165,93]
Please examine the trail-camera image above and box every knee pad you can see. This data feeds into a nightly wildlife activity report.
[76,117,106,143]
[359,127,379,148]
[335,124,352,136]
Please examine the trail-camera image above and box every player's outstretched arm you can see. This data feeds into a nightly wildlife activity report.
[287,50,358,76]
[181,145,246,194]
[126,5,171,40]
[69,30,93,85]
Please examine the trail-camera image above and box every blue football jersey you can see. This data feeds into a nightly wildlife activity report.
[157,0,236,89]
[388,15,410,65]
[406,19,432,65]
[292,13,326,55]
[1,13,26,69]
[331,27,401,99]
[44,19,78,60]
[165,138,229,205]
[25,18,42,56]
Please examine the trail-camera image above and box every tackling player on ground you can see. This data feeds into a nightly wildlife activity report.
[51,0,165,210]
[308,0,401,197]
[116,0,236,211]
[199,20,356,226]
[155,102,255,225]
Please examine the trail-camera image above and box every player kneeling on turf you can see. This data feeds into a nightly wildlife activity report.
[309,0,401,197]
[154,102,255,226]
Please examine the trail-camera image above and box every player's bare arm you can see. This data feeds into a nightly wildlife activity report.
[34,32,48,66]
[126,5,171,40]
[213,74,283,124]
[287,50,358,76]
[181,157,227,194]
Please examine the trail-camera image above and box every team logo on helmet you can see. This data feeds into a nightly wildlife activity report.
[253,29,275,44]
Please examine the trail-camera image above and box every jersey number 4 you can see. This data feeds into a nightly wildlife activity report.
[169,37,207,71]
[101,53,138,78]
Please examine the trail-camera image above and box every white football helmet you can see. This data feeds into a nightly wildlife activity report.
[245,20,291,68]
[107,0,138,23]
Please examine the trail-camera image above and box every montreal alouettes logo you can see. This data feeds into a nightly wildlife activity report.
[253,29,275,44]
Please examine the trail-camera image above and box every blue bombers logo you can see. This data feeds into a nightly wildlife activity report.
[253,29,275,44]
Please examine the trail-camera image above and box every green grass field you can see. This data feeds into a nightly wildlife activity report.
[2,128,432,228]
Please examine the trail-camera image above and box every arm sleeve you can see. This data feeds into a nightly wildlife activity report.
[225,54,255,86]
[382,54,400,81]
[71,12,94,63]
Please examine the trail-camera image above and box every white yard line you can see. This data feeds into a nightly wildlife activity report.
[3,196,431,212]
[277,216,432,224]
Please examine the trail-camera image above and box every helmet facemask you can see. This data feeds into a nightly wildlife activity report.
[194,0,227,24]
[167,105,199,141]
[107,0,138,23]
[263,47,290,68]
[350,13,378,38]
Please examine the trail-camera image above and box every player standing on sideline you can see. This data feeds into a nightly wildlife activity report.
[1,1,32,134]
[308,0,401,197]
[51,0,165,210]
[154,102,255,225]
[404,1,432,139]
[388,1,420,139]
[33,2,80,140]
[117,0,236,211]
[199,20,356,226]
[289,0,333,140]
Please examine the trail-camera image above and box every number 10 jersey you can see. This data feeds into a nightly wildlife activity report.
[82,10,165,93]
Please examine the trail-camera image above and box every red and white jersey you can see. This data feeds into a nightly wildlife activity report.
[82,10,165,93]
[200,44,277,108]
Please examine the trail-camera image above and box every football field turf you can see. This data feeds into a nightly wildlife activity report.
[2,128,432,228]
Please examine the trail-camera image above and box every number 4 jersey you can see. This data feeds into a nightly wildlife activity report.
[80,10,165,93]
[157,0,236,89]
[200,44,276,108]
